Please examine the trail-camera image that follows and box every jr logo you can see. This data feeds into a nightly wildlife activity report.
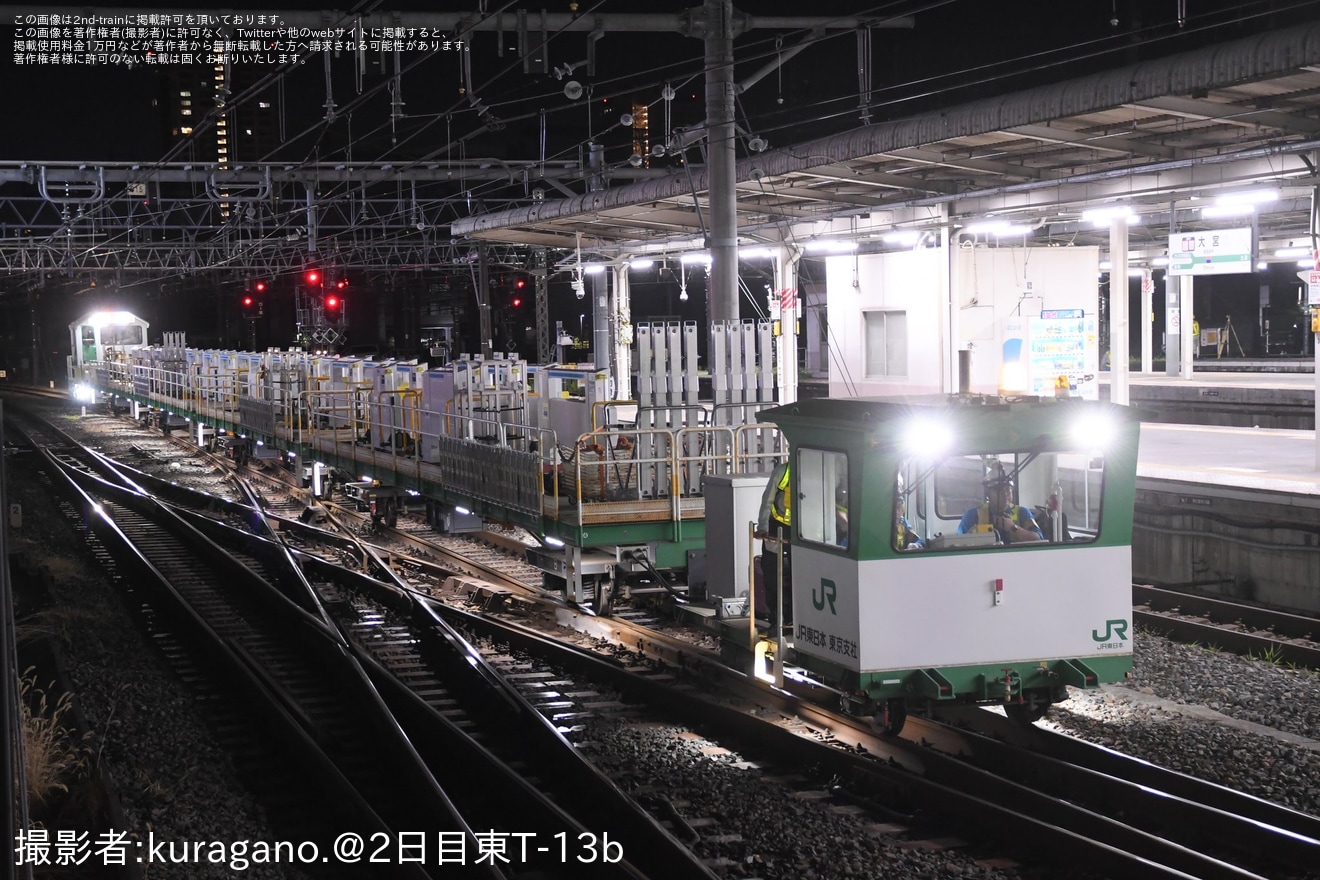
[812,577,837,615]
[1091,619,1129,642]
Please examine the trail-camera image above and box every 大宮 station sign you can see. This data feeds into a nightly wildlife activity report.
[1167,227,1253,276]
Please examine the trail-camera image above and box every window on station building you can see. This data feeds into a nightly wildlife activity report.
[796,447,848,549]
[864,310,907,378]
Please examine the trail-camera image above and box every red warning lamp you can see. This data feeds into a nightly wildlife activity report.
[512,297,522,308]
[254,280,267,293]
[335,279,348,290]
[325,295,340,310]
[515,279,526,289]
[242,295,254,307]
[306,270,321,286]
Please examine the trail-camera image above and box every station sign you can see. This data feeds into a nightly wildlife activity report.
[1298,269,1320,307]
[1167,227,1253,276]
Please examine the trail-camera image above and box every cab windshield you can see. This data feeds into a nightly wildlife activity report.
[897,449,1105,552]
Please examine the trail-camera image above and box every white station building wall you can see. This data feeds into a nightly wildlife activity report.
[824,245,1100,398]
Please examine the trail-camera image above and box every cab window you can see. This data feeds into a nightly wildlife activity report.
[897,451,1104,551]
[102,324,144,347]
[797,447,848,548]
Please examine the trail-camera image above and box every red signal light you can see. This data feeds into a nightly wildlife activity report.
[335,279,347,290]
[306,270,321,285]
[515,279,526,289]
[254,281,267,293]
[242,296,254,307]
[512,297,522,308]
[325,295,340,309]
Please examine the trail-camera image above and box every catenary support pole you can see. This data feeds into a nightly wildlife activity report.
[706,0,739,322]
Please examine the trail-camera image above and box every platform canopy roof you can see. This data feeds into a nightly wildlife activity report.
[452,21,1320,265]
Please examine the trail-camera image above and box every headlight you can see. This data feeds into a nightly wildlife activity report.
[903,416,950,459]
[1071,412,1114,450]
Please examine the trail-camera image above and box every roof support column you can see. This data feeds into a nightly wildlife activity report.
[1165,198,1182,378]
[535,248,551,364]
[774,247,800,404]
[591,270,611,380]
[1178,275,1195,380]
[1108,218,1130,405]
[613,265,632,401]
[1310,169,1319,471]
[945,224,960,395]
[706,0,739,322]
[477,246,492,358]
[1140,269,1153,374]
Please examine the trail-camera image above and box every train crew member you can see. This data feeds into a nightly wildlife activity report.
[957,473,1044,545]
[755,460,793,624]
[894,475,925,550]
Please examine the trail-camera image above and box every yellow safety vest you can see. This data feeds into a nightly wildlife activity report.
[976,503,1031,533]
[771,467,791,526]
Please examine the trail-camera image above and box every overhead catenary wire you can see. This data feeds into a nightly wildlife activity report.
[31,0,1319,287]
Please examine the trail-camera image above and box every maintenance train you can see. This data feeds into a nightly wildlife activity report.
[65,310,1139,733]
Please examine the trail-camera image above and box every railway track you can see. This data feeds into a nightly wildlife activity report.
[18,402,717,878]
[1135,584,1320,668]
[9,412,482,880]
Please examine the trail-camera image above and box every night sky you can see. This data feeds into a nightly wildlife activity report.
[3,0,1308,164]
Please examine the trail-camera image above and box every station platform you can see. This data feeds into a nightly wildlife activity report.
[1130,410,1320,615]
[1099,369,1317,429]
[1137,421,1319,496]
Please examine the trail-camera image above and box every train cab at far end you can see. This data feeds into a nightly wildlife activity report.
[760,394,1140,734]
[67,310,150,401]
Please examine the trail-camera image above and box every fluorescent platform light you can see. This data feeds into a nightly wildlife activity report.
[1082,206,1137,225]
[1200,204,1255,218]
[1214,189,1277,205]
[804,240,857,253]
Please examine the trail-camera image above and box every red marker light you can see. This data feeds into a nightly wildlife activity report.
[306,270,320,285]
[254,281,267,293]
[512,297,522,307]
[242,296,253,307]
[515,279,525,289]
[325,296,339,309]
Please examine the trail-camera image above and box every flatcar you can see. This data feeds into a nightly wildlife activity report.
[757,395,1140,733]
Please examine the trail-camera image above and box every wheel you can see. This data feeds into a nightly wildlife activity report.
[871,699,907,736]
[1004,700,1050,726]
